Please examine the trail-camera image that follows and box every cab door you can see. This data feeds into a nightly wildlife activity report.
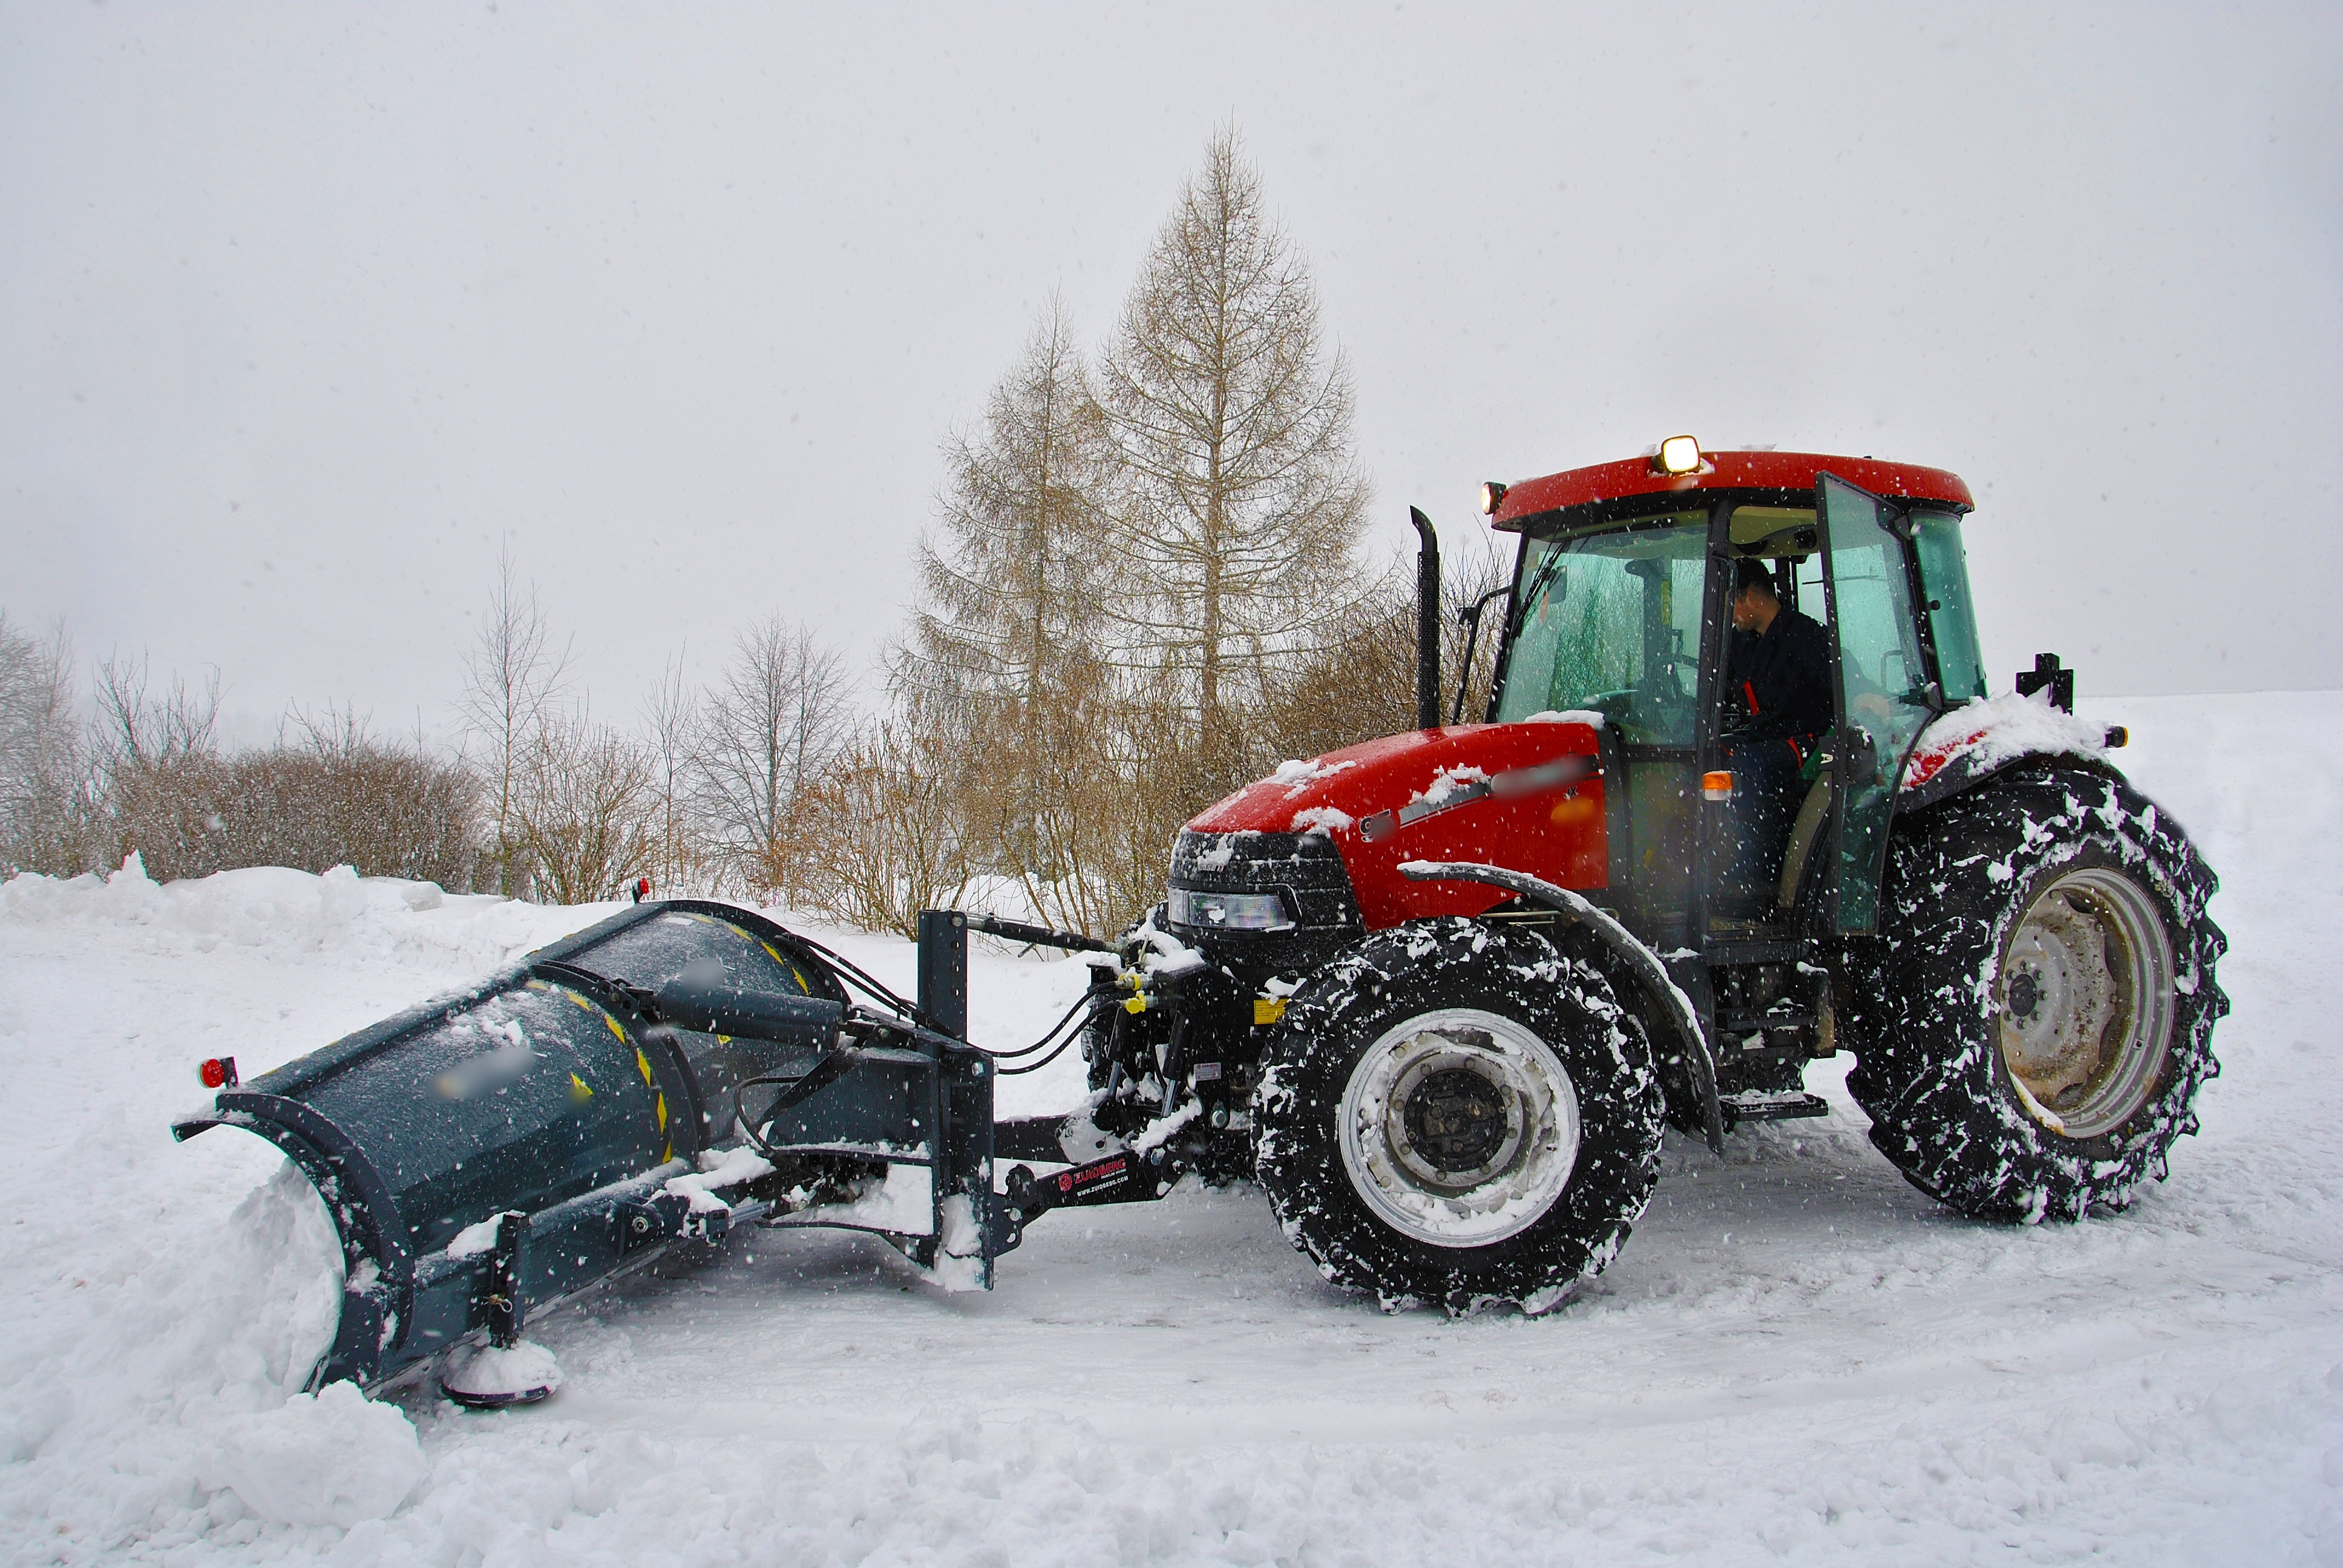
[1816,474,1936,933]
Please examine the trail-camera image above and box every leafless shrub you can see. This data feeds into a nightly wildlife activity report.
[1254,569,1415,765]
[94,652,221,766]
[513,709,657,906]
[78,670,485,887]
[214,705,482,886]
[1084,668,1228,929]
[796,719,969,939]
[691,618,851,901]
[85,653,230,882]
[639,650,711,898]
[1438,525,1515,727]
[0,613,94,877]
[1254,526,1513,761]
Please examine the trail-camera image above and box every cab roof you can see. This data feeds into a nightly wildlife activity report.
[1490,449,1974,532]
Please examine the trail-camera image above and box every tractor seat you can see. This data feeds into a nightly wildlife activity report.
[1776,763,1834,914]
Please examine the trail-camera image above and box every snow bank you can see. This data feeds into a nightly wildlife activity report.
[0,1160,388,1550]
[1,854,598,976]
[202,1381,427,1527]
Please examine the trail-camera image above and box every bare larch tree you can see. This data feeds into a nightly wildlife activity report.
[1096,127,1372,769]
[905,298,1121,930]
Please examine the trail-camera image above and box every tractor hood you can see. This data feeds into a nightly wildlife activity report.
[1182,717,1609,933]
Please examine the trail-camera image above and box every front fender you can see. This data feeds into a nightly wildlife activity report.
[1398,861,1724,1154]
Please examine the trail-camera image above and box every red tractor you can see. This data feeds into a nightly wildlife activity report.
[177,440,2230,1402]
[1047,440,2228,1313]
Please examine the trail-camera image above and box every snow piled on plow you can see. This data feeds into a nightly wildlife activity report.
[0,691,2338,1564]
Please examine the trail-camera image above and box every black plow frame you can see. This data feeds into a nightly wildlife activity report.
[174,900,1032,1393]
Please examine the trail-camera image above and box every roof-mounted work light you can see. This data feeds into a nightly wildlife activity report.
[1656,436,1702,475]
[1478,481,1508,515]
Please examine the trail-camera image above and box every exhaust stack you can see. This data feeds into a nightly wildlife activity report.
[1410,507,1440,731]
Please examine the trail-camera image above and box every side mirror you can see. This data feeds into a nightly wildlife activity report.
[1899,679,1945,712]
[1842,725,1881,783]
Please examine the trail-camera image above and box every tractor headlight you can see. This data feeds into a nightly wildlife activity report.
[1168,887,1296,933]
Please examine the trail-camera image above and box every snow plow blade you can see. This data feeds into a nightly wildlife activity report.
[173,900,1016,1393]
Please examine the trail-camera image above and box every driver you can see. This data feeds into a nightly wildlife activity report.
[1719,558,1831,908]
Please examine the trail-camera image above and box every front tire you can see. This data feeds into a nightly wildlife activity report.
[1846,762,2227,1221]
[1254,919,1663,1314]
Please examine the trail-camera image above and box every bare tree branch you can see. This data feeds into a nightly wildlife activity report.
[457,545,574,894]
[690,618,851,901]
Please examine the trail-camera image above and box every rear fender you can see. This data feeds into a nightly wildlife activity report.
[1398,861,1724,1153]
[1899,693,2118,813]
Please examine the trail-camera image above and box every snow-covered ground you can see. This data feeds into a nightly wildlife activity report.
[1,690,2338,1566]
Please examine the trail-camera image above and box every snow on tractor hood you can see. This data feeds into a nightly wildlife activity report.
[1901,691,2113,810]
[1185,717,1610,929]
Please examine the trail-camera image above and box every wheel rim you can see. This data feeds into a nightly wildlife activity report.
[1337,1008,1581,1249]
[1996,866,2176,1139]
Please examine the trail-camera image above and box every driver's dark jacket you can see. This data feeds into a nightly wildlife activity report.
[1724,606,1832,750]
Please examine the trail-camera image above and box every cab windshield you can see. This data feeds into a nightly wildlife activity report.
[1492,512,1709,744]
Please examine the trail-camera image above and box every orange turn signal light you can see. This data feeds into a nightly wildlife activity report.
[1702,771,1734,800]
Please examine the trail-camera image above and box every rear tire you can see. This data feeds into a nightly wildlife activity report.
[1254,918,1663,1313]
[1845,762,2227,1221]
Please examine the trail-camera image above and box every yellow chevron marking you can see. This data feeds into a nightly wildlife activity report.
[569,1073,594,1102]
[635,1049,654,1086]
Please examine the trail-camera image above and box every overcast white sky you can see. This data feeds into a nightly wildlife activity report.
[3,2,2336,744]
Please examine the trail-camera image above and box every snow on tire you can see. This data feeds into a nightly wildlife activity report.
[1253,918,1663,1315]
[1845,761,2227,1222]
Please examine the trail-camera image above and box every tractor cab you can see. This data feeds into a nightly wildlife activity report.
[1483,445,1988,952]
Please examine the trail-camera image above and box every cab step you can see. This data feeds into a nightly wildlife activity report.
[1720,1090,1830,1123]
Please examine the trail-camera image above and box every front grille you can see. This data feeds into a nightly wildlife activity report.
[1167,830,1362,981]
